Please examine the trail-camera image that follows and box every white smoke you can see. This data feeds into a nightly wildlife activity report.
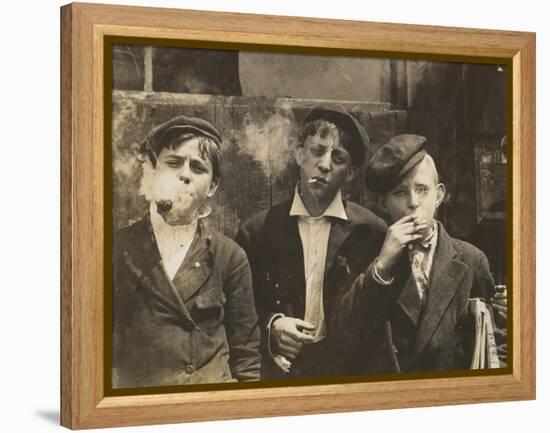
[239,104,297,178]
[139,161,198,225]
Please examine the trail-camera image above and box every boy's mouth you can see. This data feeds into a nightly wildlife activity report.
[156,200,173,213]
[307,176,328,185]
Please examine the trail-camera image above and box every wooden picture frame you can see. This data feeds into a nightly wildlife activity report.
[61,2,535,429]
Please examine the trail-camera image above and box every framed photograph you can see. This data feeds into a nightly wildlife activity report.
[61,2,535,429]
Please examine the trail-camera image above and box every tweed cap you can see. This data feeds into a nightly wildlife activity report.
[365,134,428,193]
[303,104,370,167]
[140,114,222,158]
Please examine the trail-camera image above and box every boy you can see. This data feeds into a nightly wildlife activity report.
[112,115,260,387]
[236,105,386,379]
[342,134,497,373]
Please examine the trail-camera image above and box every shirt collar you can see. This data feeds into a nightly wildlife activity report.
[289,186,348,221]
[411,221,438,252]
[420,221,438,249]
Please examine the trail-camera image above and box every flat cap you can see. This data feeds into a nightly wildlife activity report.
[140,114,222,158]
[365,134,428,193]
[303,104,370,167]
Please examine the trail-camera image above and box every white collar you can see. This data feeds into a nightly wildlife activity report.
[289,186,348,221]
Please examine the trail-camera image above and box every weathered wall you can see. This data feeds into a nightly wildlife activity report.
[112,91,405,237]
[239,51,391,102]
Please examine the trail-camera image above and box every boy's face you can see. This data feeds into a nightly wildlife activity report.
[141,136,218,225]
[294,126,355,204]
[383,157,445,227]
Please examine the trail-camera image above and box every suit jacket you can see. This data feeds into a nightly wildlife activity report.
[339,221,496,374]
[235,198,387,379]
[112,214,261,388]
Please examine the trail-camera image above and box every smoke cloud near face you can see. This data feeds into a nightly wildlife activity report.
[139,161,200,225]
[238,103,298,178]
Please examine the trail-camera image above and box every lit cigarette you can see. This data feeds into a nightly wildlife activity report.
[156,200,173,213]
[273,354,292,373]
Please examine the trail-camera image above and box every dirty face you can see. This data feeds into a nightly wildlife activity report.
[383,156,445,231]
[295,124,354,208]
[140,136,219,225]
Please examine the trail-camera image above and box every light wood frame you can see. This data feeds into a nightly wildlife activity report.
[61,2,536,429]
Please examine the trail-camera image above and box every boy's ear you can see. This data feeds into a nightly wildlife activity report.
[378,194,389,213]
[207,178,219,198]
[344,166,357,184]
[435,183,446,208]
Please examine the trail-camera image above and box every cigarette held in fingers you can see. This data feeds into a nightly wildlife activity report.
[274,354,292,373]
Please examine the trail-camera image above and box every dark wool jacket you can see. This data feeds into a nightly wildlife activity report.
[112,214,261,388]
[337,221,496,374]
[235,199,387,380]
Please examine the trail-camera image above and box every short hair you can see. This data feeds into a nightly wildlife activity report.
[297,119,354,161]
[144,132,222,184]
[421,154,440,185]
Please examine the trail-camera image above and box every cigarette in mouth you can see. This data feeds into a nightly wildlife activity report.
[156,200,173,213]
[307,178,317,183]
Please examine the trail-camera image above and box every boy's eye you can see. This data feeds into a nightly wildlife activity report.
[416,185,429,194]
[332,152,347,164]
[191,165,207,173]
[310,146,325,156]
[165,160,182,168]
[191,162,208,173]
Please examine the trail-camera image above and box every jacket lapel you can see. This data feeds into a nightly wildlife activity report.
[396,272,423,327]
[120,216,195,327]
[414,222,468,354]
[266,200,306,316]
[171,222,213,303]
[325,217,355,274]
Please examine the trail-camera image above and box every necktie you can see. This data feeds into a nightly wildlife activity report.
[408,243,431,302]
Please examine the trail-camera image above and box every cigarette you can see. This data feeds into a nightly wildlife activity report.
[307,178,317,184]
[156,200,173,213]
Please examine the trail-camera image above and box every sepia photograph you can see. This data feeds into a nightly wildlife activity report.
[109,42,509,391]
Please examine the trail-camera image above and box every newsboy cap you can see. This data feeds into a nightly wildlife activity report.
[140,114,222,158]
[365,134,428,193]
[303,104,370,167]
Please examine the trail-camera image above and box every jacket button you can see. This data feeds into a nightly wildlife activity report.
[274,283,279,288]
[275,300,281,305]
[194,261,201,268]
[185,364,194,374]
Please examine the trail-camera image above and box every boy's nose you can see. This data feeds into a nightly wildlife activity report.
[317,153,331,173]
[178,163,192,184]
[408,191,420,208]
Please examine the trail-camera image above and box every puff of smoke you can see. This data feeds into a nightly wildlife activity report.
[239,105,297,178]
[138,161,199,225]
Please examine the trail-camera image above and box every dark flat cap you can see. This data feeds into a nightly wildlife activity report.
[141,115,222,157]
[365,134,428,193]
[304,104,370,167]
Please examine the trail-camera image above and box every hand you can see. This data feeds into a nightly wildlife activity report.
[492,288,508,327]
[270,316,316,361]
[376,215,428,277]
